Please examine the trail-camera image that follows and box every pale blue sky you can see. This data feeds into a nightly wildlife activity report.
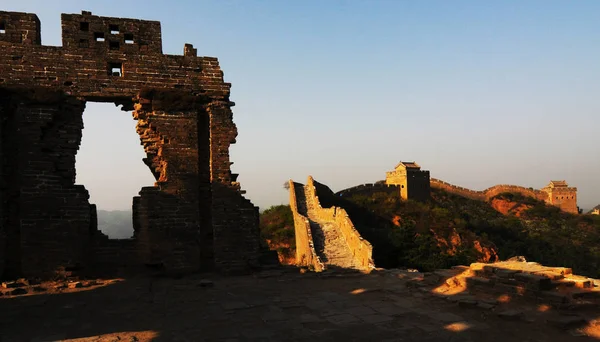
[4,1,600,211]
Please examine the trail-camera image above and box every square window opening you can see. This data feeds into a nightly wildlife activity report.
[80,22,89,31]
[0,21,5,34]
[109,41,120,50]
[124,33,134,44]
[94,32,105,42]
[109,24,119,34]
[108,62,123,77]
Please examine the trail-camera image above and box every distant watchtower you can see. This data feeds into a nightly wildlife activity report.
[541,180,578,214]
[385,161,430,201]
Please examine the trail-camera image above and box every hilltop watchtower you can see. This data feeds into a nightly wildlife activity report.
[385,161,430,201]
[541,181,578,214]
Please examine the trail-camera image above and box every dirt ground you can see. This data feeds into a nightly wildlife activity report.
[1,268,599,342]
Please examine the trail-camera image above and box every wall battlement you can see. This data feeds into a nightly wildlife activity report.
[430,178,578,214]
[289,177,373,272]
[0,10,228,102]
[335,182,399,198]
[288,180,324,272]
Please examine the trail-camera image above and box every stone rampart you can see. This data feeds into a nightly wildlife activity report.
[288,180,323,271]
[430,178,485,201]
[307,177,374,271]
[430,178,549,203]
[336,182,399,198]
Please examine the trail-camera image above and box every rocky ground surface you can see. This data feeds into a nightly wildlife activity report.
[1,266,600,342]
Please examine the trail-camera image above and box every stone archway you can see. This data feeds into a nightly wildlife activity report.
[0,10,260,278]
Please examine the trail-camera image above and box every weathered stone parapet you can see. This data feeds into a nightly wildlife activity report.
[430,177,577,214]
[288,180,323,271]
[307,176,374,271]
[336,182,399,198]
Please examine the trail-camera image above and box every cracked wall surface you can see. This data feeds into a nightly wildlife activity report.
[0,10,259,278]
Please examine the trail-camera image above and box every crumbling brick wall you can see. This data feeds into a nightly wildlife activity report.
[0,10,259,278]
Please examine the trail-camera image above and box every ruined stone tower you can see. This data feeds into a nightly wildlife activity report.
[0,10,259,278]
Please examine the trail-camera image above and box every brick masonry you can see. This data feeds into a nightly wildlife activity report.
[0,10,259,278]
[289,176,373,272]
[430,178,579,214]
[288,180,324,271]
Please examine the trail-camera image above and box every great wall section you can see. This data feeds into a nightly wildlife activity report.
[430,178,546,202]
[430,178,579,214]
[289,176,374,272]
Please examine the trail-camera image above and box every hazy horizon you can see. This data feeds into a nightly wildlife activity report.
[4,1,599,212]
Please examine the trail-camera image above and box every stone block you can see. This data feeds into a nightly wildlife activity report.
[477,302,495,310]
[538,291,569,304]
[564,275,593,289]
[495,269,521,279]
[482,265,497,275]
[466,276,495,287]
[469,263,486,271]
[451,265,469,272]
[67,282,83,289]
[532,270,564,280]
[571,290,600,300]
[458,297,478,308]
[514,273,553,291]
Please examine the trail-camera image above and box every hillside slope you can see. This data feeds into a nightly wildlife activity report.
[334,187,600,277]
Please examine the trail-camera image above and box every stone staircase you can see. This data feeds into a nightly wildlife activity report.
[295,184,360,270]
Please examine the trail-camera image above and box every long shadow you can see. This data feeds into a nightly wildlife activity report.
[0,278,164,341]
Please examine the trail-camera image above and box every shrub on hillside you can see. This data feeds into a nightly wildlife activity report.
[259,205,295,263]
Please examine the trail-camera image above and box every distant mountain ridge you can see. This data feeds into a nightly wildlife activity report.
[96,210,134,239]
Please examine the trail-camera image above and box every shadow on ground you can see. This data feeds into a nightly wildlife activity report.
[1,264,599,341]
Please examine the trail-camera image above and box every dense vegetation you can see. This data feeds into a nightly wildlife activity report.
[333,188,600,277]
[479,192,600,277]
[321,188,494,272]
[259,205,295,263]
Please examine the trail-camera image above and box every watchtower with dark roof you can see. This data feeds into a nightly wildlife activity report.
[541,180,578,214]
[386,161,430,201]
